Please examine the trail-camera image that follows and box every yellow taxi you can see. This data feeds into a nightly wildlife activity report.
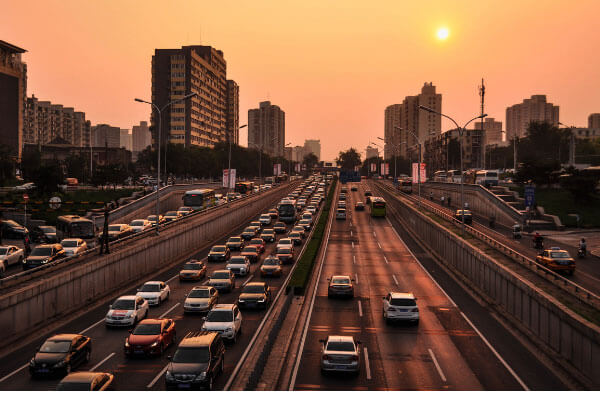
[535,247,575,275]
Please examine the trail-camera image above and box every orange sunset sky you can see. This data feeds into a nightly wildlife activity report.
[3,0,600,160]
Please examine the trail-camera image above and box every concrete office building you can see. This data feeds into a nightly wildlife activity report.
[365,145,379,160]
[132,121,152,152]
[152,45,238,148]
[0,40,27,159]
[92,124,121,148]
[588,113,600,129]
[304,139,321,160]
[292,145,305,162]
[475,117,503,146]
[226,80,240,144]
[120,129,132,151]
[424,128,484,174]
[24,95,91,148]
[248,101,285,157]
[506,95,559,140]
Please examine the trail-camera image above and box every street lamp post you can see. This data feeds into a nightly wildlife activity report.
[227,124,247,194]
[134,93,197,235]
[558,122,576,166]
[394,127,422,209]
[420,105,487,236]
[285,142,292,177]
[377,136,398,182]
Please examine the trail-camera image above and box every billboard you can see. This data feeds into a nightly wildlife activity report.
[273,163,281,176]
[411,163,426,183]
[222,169,236,188]
[370,163,376,172]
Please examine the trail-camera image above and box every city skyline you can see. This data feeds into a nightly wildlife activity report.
[3,1,600,160]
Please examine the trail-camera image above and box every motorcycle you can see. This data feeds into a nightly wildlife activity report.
[578,248,587,259]
[533,237,544,250]
[512,225,522,239]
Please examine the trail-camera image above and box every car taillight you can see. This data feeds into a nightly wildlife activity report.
[412,308,419,312]
[322,355,329,360]
[351,355,358,361]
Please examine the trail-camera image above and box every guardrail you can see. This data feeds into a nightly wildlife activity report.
[0,184,293,290]
[376,182,600,310]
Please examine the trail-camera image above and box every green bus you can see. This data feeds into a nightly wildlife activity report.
[182,189,216,210]
[369,197,387,217]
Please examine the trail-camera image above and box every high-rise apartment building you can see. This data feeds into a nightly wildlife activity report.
[0,40,27,159]
[474,117,503,145]
[365,145,379,160]
[132,121,152,152]
[120,129,132,151]
[303,139,321,160]
[292,145,305,162]
[226,80,239,144]
[152,45,238,148]
[383,83,442,159]
[24,95,91,147]
[506,95,559,139]
[92,124,121,148]
[248,101,285,157]
[588,113,600,129]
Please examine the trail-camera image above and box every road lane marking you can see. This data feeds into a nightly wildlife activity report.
[355,273,359,285]
[392,274,399,286]
[90,352,115,372]
[358,300,363,317]
[383,255,389,264]
[0,363,28,383]
[373,231,377,238]
[351,241,355,249]
[353,255,356,264]
[243,275,254,286]
[350,231,353,237]
[377,242,382,249]
[364,347,371,380]
[428,348,447,382]
[79,318,105,335]
[165,274,179,284]
[147,363,169,388]
[159,302,180,318]
[460,312,529,390]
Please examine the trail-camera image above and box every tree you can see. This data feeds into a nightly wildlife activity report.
[32,161,64,194]
[303,153,319,172]
[559,167,599,203]
[515,121,567,184]
[336,148,361,170]
[65,153,87,182]
[0,145,15,186]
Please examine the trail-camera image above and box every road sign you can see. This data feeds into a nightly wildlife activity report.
[23,193,29,201]
[49,196,62,210]
[524,185,535,208]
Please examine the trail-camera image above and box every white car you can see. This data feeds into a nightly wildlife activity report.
[306,206,317,215]
[184,286,219,313]
[277,238,293,250]
[336,209,347,220]
[320,335,361,374]
[130,219,152,233]
[178,206,194,216]
[259,214,272,226]
[0,245,24,275]
[201,304,242,342]
[136,281,171,306]
[382,292,419,324]
[226,256,251,276]
[60,238,88,257]
[105,295,149,327]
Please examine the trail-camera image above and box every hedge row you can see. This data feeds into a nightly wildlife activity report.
[288,177,338,295]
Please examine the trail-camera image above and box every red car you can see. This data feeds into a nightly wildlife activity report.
[249,238,266,253]
[241,245,260,263]
[124,318,176,357]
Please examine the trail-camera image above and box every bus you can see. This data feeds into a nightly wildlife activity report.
[399,179,413,194]
[446,170,462,183]
[57,215,96,240]
[235,181,254,194]
[475,170,499,187]
[433,171,447,182]
[182,189,216,211]
[278,199,297,224]
[369,197,387,217]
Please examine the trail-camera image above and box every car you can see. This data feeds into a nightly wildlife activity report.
[260,228,276,243]
[208,270,236,292]
[165,331,225,390]
[241,226,258,241]
[268,208,279,220]
[276,245,295,264]
[351,186,358,192]
[22,244,66,270]
[179,260,207,281]
[335,209,347,220]
[130,219,152,233]
[163,210,183,223]
[277,237,294,250]
[238,282,271,309]
[240,245,260,263]
[298,220,312,232]
[364,191,372,197]
[147,214,165,226]
[291,225,306,238]
[226,256,251,276]
[249,221,263,233]
[306,206,317,215]
[14,182,35,191]
[454,210,473,225]
[259,214,272,226]
[382,292,420,324]
[107,224,134,241]
[225,236,244,251]
[327,275,354,298]
[273,222,287,234]
[178,206,194,216]
[60,238,88,257]
[105,296,149,327]
[288,232,303,246]
[137,281,171,306]
[29,334,92,378]
[301,212,313,225]
[536,248,576,275]
[208,245,231,262]
[56,372,113,391]
[30,225,59,243]
[339,193,347,201]
[201,304,243,343]
[319,336,361,374]
[184,286,219,314]
[0,219,28,239]
[125,318,176,357]
[337,201,346,209]
[0,245,24,275]
[249,238,266,253]
[355,202,365,211]
[260,256,283,277]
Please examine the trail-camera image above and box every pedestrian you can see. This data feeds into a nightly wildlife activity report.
[99,206,110,255]
[441,195,445,205]
[24,234,31,256]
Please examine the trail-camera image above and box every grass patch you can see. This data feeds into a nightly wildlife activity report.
[288,178,337,295]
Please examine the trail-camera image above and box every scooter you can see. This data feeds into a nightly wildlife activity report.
[533,238,544,250]
[578,248,587,259]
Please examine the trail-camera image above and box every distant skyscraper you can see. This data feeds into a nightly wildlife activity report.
[475,117,503,145]
[0,40,27,159]
[588,113,600,129]
[506,95,559,139]
[120,129,132,151]
[226,80,240,144]
[132,121,152,152]
[92,124,121,148]
[304,139,321,160]
[248,101,285,157]
[365,145,379,160]
[292,145,305,162]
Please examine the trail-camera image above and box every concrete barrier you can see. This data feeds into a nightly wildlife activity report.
[0,183,297,349]
[375,182,600,388]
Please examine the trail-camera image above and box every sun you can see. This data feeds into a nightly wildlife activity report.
[437,27,449,40]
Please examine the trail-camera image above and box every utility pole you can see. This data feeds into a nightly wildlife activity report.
[479,78,486,169]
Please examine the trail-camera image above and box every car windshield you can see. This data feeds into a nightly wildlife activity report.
[261,214,270,218]
[61,240,80,248]
[289,233,300,238]
[275,223,285,227]
[40,227,56,233]
[229,237,241,243]
[189,289,210,298]
[326,341,355,352]
[30,247,52,256]
[211,272,230,279]
[0,248,7,255]
[56,382,92,391]
[263,230,274,234]
[212,246,226,252]
[130,220,144,226]
[148,216,158,221]
[112,299,135,310]
[263,258,279,265]
[243,246,257,253]
[243,285,265,294]
[551,252,570,259]
[108,225,121,232]
[206,310,233,322]
[332,278,350,284]
[172,347,210,363]
[139,284,160,292]
[250,240,262,245]
[280,239,292,244]
[165,212,178,216]
[390,298,416,307]
[40,340,71,353]
[132,324,161,335]
[230,257,246,263]
[278,248,292,254]
[183,263,203,270]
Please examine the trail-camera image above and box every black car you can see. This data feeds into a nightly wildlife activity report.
[238,282,271,309]
[260,229,276,243]
[273,222,287,234]
[454,210,473,225]
[165,331,225,390]
[240,227,258,241]
[31,225,59,243]
[355,202,365,211]
[29,334,92,378]
[1,219,28,239]
[23,244,66,270]
[208,245,230,262]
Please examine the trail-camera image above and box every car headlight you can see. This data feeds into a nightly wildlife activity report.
[238,299,245,302]
[22,259,27,264]
[150,341,160,348]
[194,372,207,382]
[165,371,174,381]
[54,360,66,368]
[125,339,130,347]
[29,358,35,367]
[258,298,265,302]
[41,259,48,264]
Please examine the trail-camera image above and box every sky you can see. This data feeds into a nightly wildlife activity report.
[3,0,600,161]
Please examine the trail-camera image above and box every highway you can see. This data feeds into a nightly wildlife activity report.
[291,182,566,390]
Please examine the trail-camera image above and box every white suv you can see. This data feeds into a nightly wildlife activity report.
[201,304,242,342]
[259,214,272,225]
[226,256,251,276]
[320,335,361,374]
[105,295,149,327]
[137,281,171,306]
[382,292,419,324]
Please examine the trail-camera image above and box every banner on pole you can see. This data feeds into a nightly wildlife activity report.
[273,164,281,176]
[222,169,236,188]
[370,163,376,172]
[384,163,390,175]
[411,163,426,183]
